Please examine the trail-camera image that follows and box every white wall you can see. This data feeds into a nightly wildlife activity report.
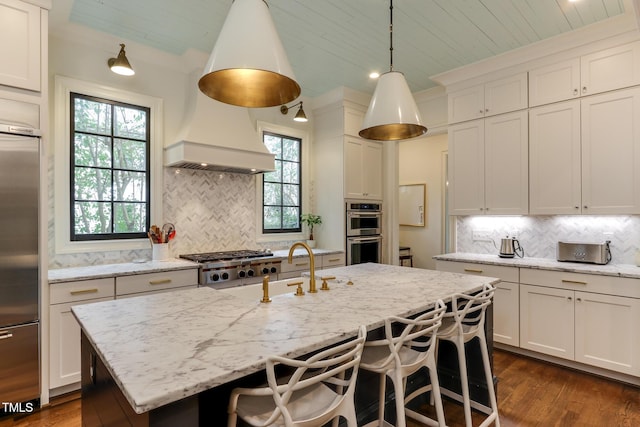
[398,133,447,270]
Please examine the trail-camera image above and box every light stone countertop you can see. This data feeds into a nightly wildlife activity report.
[434,252,640,279]
[72,262,498,414]
[48,259,199,284]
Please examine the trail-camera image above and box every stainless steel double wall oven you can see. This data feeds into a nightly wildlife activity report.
[346,200,382,265]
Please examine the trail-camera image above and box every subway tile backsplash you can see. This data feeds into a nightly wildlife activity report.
[456,215,640,265]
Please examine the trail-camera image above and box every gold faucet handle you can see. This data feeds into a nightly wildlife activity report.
[320,276,335,291]
[261,275,272,303]
[287,281,305,296]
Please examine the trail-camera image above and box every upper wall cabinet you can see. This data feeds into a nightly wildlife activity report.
[0,0,41,91]
[529,41,640,107]
[448,110,528,215]
[344,137,382,200]
[448,73,528,124]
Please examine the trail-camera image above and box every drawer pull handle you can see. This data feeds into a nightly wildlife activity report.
[464,268,483,273]
[0,332,13,340]
[70,288,99,296]
[149,279,172,285]
[295,263,309,267]
[561,279,587,285]
[328,258,341,262]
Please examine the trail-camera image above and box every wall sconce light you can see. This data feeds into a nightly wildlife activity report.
[108,43,135,76]
[280,101,307,122]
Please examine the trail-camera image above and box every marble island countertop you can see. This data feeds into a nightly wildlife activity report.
[48,258,199,284]
[434,252,640,279]
[72,263,498,414]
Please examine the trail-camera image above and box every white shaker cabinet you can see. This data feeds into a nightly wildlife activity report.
[519,284,575,360]
[574,291,640,375]
[49,278,115,391]
[344,137,382,200]
[529,100,582,214]
[581,87,640,214]
[520,269,640,376]
[530,88,640,215]
[529,58,581,107]
[581,41,640,97]
[0,0,41,91]
[529,41,640,107]
[435,261,520,347]
[448,110,528,215]
[448,72,528,124]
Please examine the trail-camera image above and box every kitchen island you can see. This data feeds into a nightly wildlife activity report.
[73,263,499,426]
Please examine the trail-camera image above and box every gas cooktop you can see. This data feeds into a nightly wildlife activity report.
[179,249,274,264]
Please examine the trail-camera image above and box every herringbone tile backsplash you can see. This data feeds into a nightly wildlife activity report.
[49,168,298,268]
[456,215,640,265]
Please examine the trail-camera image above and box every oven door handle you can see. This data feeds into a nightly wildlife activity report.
[348,212,382,218]
[349,236,382,242]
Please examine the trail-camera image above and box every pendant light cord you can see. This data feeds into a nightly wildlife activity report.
[389,0,394,72]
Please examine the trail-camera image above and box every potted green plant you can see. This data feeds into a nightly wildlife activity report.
[301,213,322,248]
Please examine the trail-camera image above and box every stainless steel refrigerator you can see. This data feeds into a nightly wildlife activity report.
[0,123,40,408]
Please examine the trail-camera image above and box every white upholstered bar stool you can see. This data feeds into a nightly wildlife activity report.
[359,300,447,427]
[227,325,366,427]
[435,284,499,427]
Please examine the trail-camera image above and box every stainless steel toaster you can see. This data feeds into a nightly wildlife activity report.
[557,241,611,265]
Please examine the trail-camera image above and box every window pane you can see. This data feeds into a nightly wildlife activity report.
[282,138,299,161]
[74,97,111,135]
[264,134,281,158]
[283,184,299,206]
[74,202,112,234]
[264,182,282,205]
[114,105,147,140]
[283,207,299,229]
[114,171,146,202]
[263,159,282,183]
[114,203,146,233]
[74,167,112,201]
[282,161,299,184]
[74,134,111,168]
[263,206,281,229]
[114,138,146,171]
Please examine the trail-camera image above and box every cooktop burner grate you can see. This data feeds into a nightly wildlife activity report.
[179,250,273,263]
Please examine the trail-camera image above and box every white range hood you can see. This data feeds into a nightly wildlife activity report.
[165,84,275,174]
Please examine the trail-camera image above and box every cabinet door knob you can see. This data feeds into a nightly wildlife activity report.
[575,206,580,209]
[582,86,587,93]
[568,296,573,301]
[573,88,578,95]
[485,108,489,113]
[583,205,588,209]
[479,109,484,114]
[576,297,582,302]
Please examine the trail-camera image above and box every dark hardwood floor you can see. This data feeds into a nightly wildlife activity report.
[1,349,638,426]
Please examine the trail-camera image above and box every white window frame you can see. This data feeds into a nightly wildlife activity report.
[54,75,163,254]
[255,121,310,243]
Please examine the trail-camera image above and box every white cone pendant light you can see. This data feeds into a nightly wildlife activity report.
[199,0,301,108]
[359,1,427,141]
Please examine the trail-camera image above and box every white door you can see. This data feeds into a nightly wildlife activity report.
[448,120,485,215]
[344,138,364,199]
[361,141,382,200]
[0,0,41,91]
[493,281,519,346]
[528,58,581,106]
[448,85,484,124]
[484,72,528,117]
[520,284,574,360]
[574,291,640,376]
[529,100,582,214]
[484,110,528,215]
[581,41,640,96]
[581,87,640,214]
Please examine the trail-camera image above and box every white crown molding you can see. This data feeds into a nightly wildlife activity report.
[23,0,51,9]
[431,8,639,89]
